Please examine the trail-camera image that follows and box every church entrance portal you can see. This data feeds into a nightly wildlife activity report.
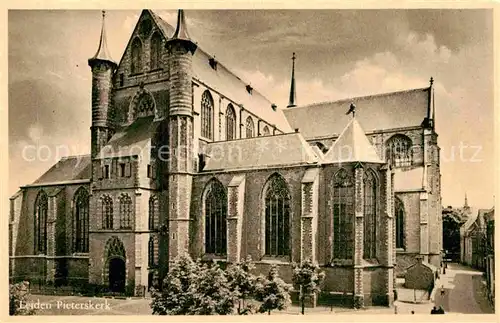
[108,257,125,293]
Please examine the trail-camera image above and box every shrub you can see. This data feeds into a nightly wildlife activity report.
[9,281,35,316]
[292,259,325,314]
[254,265,292,315]
[226,256,258,314]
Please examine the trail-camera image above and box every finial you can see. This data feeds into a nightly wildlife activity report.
[168,9,197,54]
[346,102,356,118]
[88,9,116,66]
[430,77,434,86]
[465,192,469,208]
[287,52,297,108]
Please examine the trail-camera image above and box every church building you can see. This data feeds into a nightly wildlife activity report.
[9,9,442,308]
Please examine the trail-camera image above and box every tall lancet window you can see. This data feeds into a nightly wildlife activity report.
[264,174,291,257]
[363,169,377,259]
[332,168,354,260]
[149,195,159,231]
[245,116,254,138]
[34,191,48,254]
[226,104,236,140]
[73,188,89,253]
[150,32,162,70]
[204,180,227,255]
[386,134,412,167]
[131,37,143,74]
[119,194,132,229]
[201,90,214,140]
[395,198,405,249]
[148,235,159,267]
[102,195,113,229]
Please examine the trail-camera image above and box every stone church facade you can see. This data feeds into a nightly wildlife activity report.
[9,10,442,308]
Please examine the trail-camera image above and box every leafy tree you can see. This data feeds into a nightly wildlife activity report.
[150,254,237,315]
[254,265,292,315]
[226,256,258,314]
[10,281,36,315]
[292,260,325,314]
[191,260,237,315]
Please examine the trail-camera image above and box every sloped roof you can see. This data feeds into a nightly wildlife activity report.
[394,167,425,192]
[98,116,158,159]
[283,87,430,139]
[203,133,318,171]
[462,208,478,233]
[150,10,292,133]
[323,118,384,164]
[31,155,91,185]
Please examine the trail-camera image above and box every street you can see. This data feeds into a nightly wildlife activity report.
[435,262,494,314]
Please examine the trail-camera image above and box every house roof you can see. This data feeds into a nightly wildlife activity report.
[394,167,425,192]
[461,208,478,233]
[98,116,159,159]
[149,10,292,133]
[203,132,319,171]
[283,87,430,139]
[322,118,384,164]
[31,155,91,185]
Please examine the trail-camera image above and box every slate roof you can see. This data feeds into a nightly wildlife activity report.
[283,87,430,139]
[149,10,292,133]
[203,133,319,171]
[31,155,91,185]
[323,118,384,164]
[394,167,425,192]
[98,116,159,159]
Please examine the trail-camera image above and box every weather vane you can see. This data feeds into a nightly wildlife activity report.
[346,102,356,118]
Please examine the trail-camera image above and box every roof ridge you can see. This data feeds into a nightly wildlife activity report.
[150,10,278,107]
[287,87,430,110]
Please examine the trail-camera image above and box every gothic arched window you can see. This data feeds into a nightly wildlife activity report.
[149,195,159,231]
[262,126,270,136]
[204,180,227,255]
[386,134,412,167]
[264,174,291,257]
[201,90,214,140]
[395,198,405,249]
[148,235,159,267]
[226,104,236,140]
[131,37,143,74]
[246,116,254,138]
[119,194,132,229]
[102,195,113,230]
[363,169,377,259]
[34,191,48,254]
[332,168,354,259]
[150,32,162,70]
[73,187,89,253]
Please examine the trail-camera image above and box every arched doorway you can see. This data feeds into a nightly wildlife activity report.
[104,236,126,293]
[108,257,126,293]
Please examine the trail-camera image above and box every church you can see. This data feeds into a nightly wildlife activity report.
[9,9,442,308]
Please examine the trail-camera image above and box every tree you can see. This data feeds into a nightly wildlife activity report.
[226,256,258,314]
[150,254,237,315]
[292,260,325,314]
[254,265,292,315]
[190,261,237,315]
[10,281,36,315]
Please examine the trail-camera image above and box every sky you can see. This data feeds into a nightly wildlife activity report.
[8,9,494,209]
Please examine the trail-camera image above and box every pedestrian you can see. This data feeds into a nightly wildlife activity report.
[440,285,445,296]
[430,306,438,314]
[411,310,415,314]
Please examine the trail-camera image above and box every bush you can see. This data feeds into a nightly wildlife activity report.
[254,265,292,315]
[226,256,258,314]
[10,281,35,316]
[292,260,325,314]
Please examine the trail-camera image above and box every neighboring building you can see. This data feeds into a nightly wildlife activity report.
[484,208,495,307]
[9,10,442,308]
[460,209,478,266]
[442,197,470,262]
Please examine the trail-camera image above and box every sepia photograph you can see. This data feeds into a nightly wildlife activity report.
[7,6,496,317]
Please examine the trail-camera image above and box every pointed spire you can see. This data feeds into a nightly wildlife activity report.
[287,52,297,108]
[465,192,469,208]
[89,10,116,66]
[168,9,197,54]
